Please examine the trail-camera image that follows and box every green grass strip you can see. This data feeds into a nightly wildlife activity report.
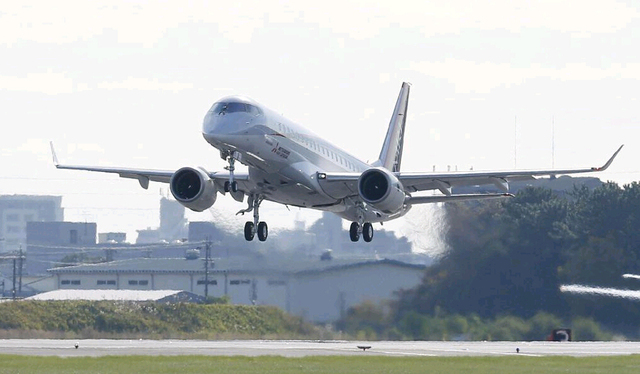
[2,355,640,374]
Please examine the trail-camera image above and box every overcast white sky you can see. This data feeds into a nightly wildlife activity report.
[1,1,639,249]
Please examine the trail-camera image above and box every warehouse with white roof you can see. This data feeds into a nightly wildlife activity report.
[47,255,425,322]
[26,289,203,303]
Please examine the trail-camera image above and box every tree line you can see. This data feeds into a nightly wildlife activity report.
[340,180,640,339]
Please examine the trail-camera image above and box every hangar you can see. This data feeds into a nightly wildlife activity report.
[48,255,425,322]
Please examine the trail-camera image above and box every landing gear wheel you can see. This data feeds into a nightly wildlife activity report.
[349,222,360,242]
[244,221,255,241]
[362,222,374,242]
[231,181,238,193]
[257,221,268,242]
[224,181,231,193]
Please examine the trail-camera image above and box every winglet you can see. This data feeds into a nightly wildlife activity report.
[592,144,624,171]
[49,141,59,167]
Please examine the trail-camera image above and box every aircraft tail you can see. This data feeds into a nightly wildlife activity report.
[373,82,411,172]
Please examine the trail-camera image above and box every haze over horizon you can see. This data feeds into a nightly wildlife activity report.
[1,1,638,250]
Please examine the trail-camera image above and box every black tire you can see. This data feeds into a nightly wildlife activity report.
[224,181,231,193]
[244,221,255,241]
[231,181,238,193]
[363,222,374,242]
[257,221,268,241]
[349,222,360,242]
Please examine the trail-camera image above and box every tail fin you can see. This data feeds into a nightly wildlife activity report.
[373,82,411,172]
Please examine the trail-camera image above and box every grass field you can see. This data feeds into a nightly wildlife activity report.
[2,355,640,374]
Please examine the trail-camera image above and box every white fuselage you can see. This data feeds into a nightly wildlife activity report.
[201,95,409,223]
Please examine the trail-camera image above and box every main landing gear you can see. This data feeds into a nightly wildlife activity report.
[349,222,374,242]
[237,194,268,242]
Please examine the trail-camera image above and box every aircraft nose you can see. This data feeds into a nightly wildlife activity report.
[203,112,229,135]
[203,111,250,136]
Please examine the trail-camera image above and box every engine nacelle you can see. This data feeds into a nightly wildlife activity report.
[170,167,217,212]
[358,167,406,214]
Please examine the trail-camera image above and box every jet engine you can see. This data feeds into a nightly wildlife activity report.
[170,167,217,212]
[358,167,406,214]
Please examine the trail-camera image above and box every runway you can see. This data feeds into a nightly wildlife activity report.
[0,340,639,357]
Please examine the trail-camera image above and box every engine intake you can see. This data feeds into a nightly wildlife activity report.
[170,167,217,212]
[358,167,406,214]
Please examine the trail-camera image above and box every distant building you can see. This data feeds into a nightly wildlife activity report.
[135,198,186,244]
[25,221,97,275]
[25,239,211,276]
[98,232,127,244]
[136,228,161,244]
[0,195,63,252]
[47,255,426,322]
[307,212,412,256]
[188,221,224,243]
[159,197,186,242]
[27,222,96,246]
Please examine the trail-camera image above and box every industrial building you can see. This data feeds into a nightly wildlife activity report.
[0,195,63,252]
[48,255,425,322]
[25,221,98,275]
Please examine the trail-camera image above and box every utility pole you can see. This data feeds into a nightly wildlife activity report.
[1,252,27,300]
[12,257,16,300]
[18,246,23,294]
[204,238,211,298]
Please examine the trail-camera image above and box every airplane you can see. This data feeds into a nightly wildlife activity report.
[51,82,624,243]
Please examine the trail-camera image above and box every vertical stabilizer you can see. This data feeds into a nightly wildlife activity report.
[373,82,411,172]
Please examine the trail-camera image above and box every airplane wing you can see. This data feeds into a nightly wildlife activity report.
[318,145,623,203]
[398,145,623,195]
[50,142,251,201]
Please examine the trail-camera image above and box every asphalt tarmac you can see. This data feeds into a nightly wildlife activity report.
[0,340,639,357]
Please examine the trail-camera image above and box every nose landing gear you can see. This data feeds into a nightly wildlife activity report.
[223,152,239,193]
[224,180,238,193]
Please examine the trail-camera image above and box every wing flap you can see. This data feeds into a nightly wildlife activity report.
[317,145,622,199]
[399,145,623,193]
[407,193,514,205]
[316,172,360,199]
[50,142,252,193]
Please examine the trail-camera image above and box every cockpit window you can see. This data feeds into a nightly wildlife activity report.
[226,102,246,113]
[210,102,263,115]
[247,104,262,116]
[210,102,227,114]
